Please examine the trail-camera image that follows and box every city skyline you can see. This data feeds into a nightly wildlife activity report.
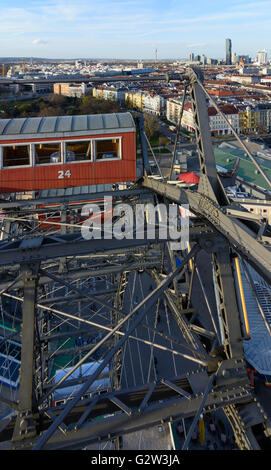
[1,0,271,59]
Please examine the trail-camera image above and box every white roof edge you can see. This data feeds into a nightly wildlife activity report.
[0,112,135,136]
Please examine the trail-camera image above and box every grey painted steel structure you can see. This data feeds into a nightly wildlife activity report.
[0,67,271,450]
[32,245,200,450]
[0,187,151,209]
[142,176,271,285]
[12,263,40,442]
[0,367,255,449]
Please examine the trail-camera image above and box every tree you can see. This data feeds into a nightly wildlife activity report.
[38,105,63,117]
[1,92,122,120]
[49,94,69,106]
[17,102,39,114]
[158,135,169,147]
[79,96,121,115]
[143,113,160,139]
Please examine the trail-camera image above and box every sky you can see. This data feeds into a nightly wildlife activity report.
[1,0,271,60]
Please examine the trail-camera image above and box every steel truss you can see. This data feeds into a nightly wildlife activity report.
[0,68,271,450]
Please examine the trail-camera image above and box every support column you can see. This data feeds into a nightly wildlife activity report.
[59,203,67,273]
[112,271,127,390]
[12,263,39,443]
[212,244,244,360]
[186,67,228,206]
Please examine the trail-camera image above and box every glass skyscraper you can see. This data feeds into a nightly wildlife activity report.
[226,38,232,65]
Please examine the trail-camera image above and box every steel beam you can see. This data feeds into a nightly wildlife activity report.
[0,368,252,445]
[0,221,213,268]
[141,176,271,285]
[137,114,150,176]
[32,244,200,449]
[0,231,171,267]
[74,396,100,431]
[151,269,206,357]
[0,258,162,290]
[182,371,216,449]
[37,289,117,305]
[22,381,252,450]
[160,378,191,399]
[185,68,227,205]
[12,263,39,442]
[3,290,205,375]
[138,382,156,412]
[169,83,188,180]
[212,245,245,359]
[0,189,152,210]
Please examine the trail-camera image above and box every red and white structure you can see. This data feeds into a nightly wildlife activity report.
[0,112,136,193]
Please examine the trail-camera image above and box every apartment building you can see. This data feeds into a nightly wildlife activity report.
[166,98,183,124]
[257,104,271,132]
[31,83,53,94]
[176,102,239,135]
[259,104,271,131]
[53,82,90,98]
[238,104,271,133]
[144,94,165,115]
[230,75,260,84]
[208,104,239,135]
[238,106,261,133]
[125,91,146,110]
[92,86,104,99]
[92,86,126,103]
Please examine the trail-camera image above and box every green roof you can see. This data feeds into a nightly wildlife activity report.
[214,146,271,191]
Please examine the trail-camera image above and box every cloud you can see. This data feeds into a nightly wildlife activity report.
[0,0,270,58]
[32,38,48,45]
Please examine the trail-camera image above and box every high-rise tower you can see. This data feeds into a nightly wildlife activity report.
[257,50,267,64]
[226,38,232,65]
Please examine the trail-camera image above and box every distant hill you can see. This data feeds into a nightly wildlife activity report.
[0,58,80,63]
[0,57,183,63]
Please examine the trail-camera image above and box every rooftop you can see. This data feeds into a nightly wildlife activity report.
[214,144,271,191]
[184,102,238,116]
[0,112,135,137]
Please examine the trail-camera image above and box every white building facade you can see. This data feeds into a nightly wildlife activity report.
[144,94,165,115]
[257,50,268,65]
[102,87,126,103]
[166,98,184,124]
[181,102,239,135]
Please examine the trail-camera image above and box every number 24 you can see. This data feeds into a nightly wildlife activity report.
[58,170,71,179]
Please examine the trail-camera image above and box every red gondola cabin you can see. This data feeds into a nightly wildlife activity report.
[0,112,136,193]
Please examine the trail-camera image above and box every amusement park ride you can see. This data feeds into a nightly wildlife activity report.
[0,68,271,450]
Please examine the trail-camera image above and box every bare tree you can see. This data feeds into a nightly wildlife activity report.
[158,135,169,147]
[143,113,160,139]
